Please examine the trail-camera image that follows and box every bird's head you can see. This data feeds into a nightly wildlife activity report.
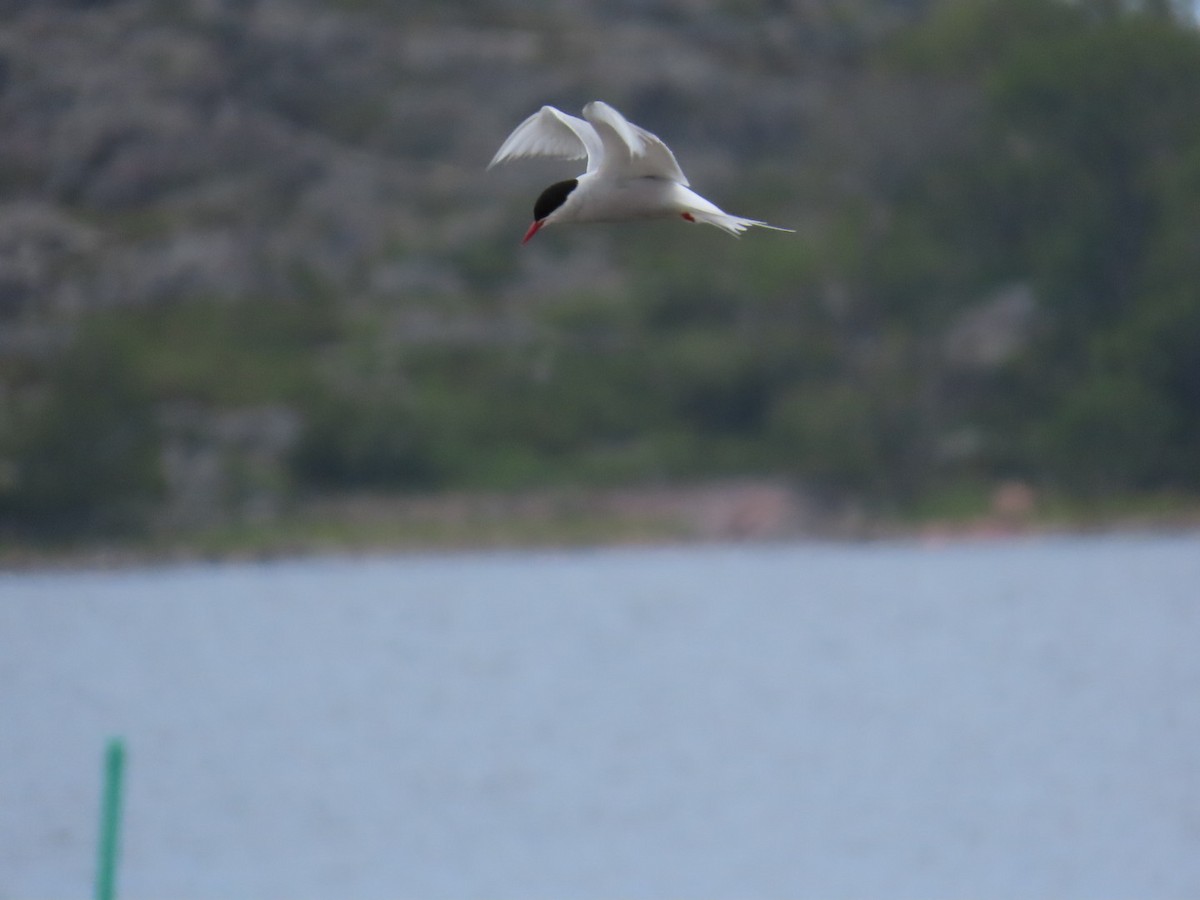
[522,178,579,244]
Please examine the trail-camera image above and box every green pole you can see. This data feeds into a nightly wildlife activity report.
[95,738,126,900]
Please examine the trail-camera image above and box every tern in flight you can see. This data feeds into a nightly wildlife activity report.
[489,101,793,243]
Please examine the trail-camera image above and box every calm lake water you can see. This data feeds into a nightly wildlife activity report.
[3,533,1199,899]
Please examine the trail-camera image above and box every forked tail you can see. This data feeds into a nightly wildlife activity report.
[673,184,793,236]
[684,210,794,236]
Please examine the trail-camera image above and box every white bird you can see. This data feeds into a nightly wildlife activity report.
[489,101,793,243]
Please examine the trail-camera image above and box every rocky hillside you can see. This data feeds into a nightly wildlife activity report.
[4,0,1199,541]
[0,0,921,324]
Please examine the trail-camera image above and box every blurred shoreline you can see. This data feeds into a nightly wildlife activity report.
[4,480,1198,571]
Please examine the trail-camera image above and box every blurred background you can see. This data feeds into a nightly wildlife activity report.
[4,5,1200,895]
[1,0,1199,550]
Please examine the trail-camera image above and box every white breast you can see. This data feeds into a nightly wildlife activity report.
[562,175,682,224]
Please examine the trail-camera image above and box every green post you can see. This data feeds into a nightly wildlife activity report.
[95,738,126,900]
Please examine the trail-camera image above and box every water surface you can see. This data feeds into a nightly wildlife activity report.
[3,534,1198,898]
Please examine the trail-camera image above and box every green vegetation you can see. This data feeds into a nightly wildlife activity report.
[0,328,163,535]
[2,0,1199,545]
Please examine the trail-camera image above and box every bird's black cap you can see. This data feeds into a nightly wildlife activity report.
[533,179,578,221]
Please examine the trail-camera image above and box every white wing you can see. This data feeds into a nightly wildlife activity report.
[487,106,605,173]
[582,101,689,186]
